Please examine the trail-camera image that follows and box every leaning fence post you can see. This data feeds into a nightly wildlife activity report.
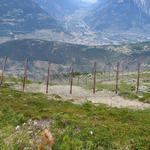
[108,68,111,81]
[115,62,120,94]
[23,58,28,92]
[93,62,97,94]
[70,68,74,94]
[46,60,51,94]
[136,62,140,93]
[85,76,88,85]
[0,56,7,85]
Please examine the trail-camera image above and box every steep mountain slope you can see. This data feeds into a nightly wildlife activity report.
[134,0,150,15]
[87,0,150,31]
[0,0,60,36]
[34,0,83,20]
[1,0,150,45]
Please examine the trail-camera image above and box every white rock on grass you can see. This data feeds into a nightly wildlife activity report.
[15,125,20,130]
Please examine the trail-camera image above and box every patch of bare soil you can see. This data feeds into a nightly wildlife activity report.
[14,84,150,110]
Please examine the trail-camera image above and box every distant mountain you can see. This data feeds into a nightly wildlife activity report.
[1,0,150,45]
[86,0,150,31]
[134,0,150,15]
[34,0,83,20]
[0,0,60,36]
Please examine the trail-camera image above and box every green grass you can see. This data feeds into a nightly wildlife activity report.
[84,81,115,92]
[139,93,150,103]
[96,83,115,92]
[2,76,42,86]
[85,80,150,103]
[118,82,138,100]
[118,82,150,103]
[0,86,150,149]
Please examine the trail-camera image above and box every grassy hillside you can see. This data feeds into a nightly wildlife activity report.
[0,85,150,149]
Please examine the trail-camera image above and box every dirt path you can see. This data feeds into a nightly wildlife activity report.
[14,84,150,110]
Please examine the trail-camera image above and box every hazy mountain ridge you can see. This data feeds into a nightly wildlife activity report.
[32,0,150,44]
[34,0,84,20]
[0,0,150,54]
[134,0,150,14]
[87,0,150,31]
[0,0,61,37]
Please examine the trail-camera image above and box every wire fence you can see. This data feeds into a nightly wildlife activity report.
[0,56,150,95]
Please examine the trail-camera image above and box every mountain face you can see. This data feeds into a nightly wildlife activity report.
[86,0,150,31]
[0,0,150,73]
[1,0,150,45]
[34,0,83,20]
[134,0,150,15]
[0,0,60,36]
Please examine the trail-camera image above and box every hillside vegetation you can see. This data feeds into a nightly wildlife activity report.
[0,39,150,67]
[0,85,150,149]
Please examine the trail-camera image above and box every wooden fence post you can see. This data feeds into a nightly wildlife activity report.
[85,76,88,85]
[136,62,140,93]
[23,58,28,92]
[77,76,80,86]
[0,56,7,85]
[46,60,51,94]
[93,62,97,94]
[70,68,73,94]
[108,68,111,81]
[115,62,120,94]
